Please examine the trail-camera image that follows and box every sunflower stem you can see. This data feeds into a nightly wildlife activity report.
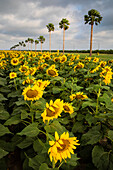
[58,161,64,169]
[96,80,101,114]
[14,78,17,90]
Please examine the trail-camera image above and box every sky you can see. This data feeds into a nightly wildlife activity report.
[0,0,113,50]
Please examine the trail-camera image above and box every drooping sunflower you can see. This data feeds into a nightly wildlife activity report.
[41,99,64,123]
[22,77,35,85]
[63,102,74,114]
[48,131,80,163]
[9,72,17,79]
[22,85,43,101]
[25,67,37,76]
[46,65,58,77]
[70,92,88,101]
[74,62,84,71]
[34,79,50,90]
[11,58,19,66]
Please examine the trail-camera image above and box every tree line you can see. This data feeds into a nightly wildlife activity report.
[10,9,103,56]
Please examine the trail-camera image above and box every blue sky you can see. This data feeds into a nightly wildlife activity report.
[0,0,113,50]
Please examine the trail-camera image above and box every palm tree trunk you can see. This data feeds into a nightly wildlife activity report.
[49,31,51,53]
[63,27,65,54]
[31,43,32,51]
[35,44,36,52]
[41,42,42,53]
[28,41,29,51]
[90,24,93,56]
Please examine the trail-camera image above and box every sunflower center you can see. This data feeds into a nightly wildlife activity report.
[57,139,70,152]
[63,105,70,111]
[26,89,38,98]
[13,59,18,63]
[21,67,27,72]
[46,108,55,117]
[76,95,82,99]
[48,70,56,76]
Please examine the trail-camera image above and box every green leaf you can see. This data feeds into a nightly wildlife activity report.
[66,154,79,167]
[85,114,97,126]
[4,114,21,125]
[0,93,7,101]
[108,130,113,141]
[92,145,109,170]
[81,125,102,145]
[29,156,40,170]
[45,120,67,135]
[0,148,8,159]
[17,137,34,149]
[0,124,11,136]
[52,87,62,94]
[39,163,50,170]
[18,123,39,137]
[59,117,70,125]
[15,98,26,106]
[0,110,9,120]
[72,121,86,133]
[82,101,97,109]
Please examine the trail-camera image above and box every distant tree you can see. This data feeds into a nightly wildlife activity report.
[59,18,70,54]
[84,9,102,56]
[38,36,45,52]
[25,39,28,50]
[46,23,55,53]
[35,40,39,52]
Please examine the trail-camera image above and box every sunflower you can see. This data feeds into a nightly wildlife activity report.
[63,102,74,114]
[9,72,17,79]
[99,61,107,67]
[25,67,37,76]
[70,92,88,101]
[60,55,67,63]
[74,62,84,71]
[19,65,29,74]
[90,65,100,73]
[22,85,43,101]
[48,131,80,163]
[22,77,35,85]
[41,99,64,123]
[35,79,50,90]
[46,65,58,77]
[53,57,60,62]
[11,58,19,66]
[93,57,99,63]
[103,71,113,85]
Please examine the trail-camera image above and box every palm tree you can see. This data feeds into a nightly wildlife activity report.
[46,23,55,53]
[35,40,39,52]
[59,18,70,54]
[84,9,102,56]
[30,38,34,51]
[38,36,45,52]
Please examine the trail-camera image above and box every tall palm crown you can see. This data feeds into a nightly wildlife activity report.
[38,36,45,52]
[59,18,70,54]
[46,23,54,53]
[35,40,39,52]
[84,9,102,56]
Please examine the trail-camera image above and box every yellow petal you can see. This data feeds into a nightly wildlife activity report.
[55,131,59,141]
[49,140,55,146]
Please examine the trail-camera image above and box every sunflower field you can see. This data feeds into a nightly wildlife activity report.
[0,50,113,170]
